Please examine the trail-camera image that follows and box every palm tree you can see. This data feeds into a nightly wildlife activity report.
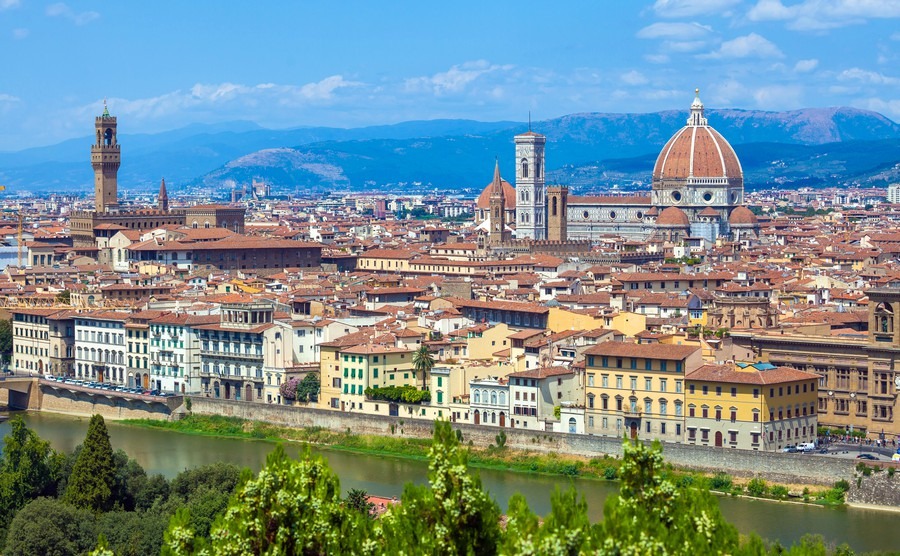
[412,344,435,391]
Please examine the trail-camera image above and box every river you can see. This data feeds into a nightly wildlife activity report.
[1,412,896,553]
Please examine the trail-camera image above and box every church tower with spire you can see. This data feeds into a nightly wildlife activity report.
[158,178,169,212]
[488,160,511,246]
[91,102,120,213]
[514,126,547,240]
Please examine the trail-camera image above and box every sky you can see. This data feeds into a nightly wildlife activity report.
[2,0,900,150]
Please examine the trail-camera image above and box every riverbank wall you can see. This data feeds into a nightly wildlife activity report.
[190,397,857,486]
[3,380,179,420]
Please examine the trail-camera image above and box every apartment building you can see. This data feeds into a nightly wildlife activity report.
[506,366,583,430]
[685,363,819,451]
[148,312,217,394]
[74,312,130,384]
[11,309,75,376]
[583,342,702,442]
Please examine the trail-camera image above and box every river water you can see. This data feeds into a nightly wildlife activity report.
[0,412,896,553]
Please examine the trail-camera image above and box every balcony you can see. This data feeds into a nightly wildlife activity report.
[200,348,262,361]
[623,409,642,419]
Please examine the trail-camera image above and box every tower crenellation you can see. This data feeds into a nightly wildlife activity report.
[91,101,120,213]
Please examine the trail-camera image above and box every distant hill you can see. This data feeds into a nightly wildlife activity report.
[2,107,899,194]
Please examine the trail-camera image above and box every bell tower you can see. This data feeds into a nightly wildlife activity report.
[91,101,120,213]
[488,160,510,246]
[547,185,568,241]
[514,129,547,240]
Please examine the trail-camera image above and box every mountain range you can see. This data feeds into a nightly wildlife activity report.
[2,107,900,196]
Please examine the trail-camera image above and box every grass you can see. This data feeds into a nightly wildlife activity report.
[122,414,845,506]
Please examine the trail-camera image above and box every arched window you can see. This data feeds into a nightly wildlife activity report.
[551,196,558,217]
[474,390,481,403]
[536,160,542,178]
[521,159,529,178]
[499,391,506,405]
[491,391,497,405]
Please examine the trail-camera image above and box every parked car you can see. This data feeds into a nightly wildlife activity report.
[781,445,798,453]
[797,442,817,453]
[856,453,878,460]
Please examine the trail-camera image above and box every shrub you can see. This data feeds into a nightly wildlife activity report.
[833,479,850,492]
[364,385,431,404]
[184,397,192,412]
[603,466,618,480]
[679,475,695,488]
[888,467,895,478]
[730,485,743,497]
[746,478,768,497]
[856,463,873,476]
[710,472,733,492]
[770,485,789,499]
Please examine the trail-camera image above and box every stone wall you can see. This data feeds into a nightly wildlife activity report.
[190,398,856,485]
[39,386,173,421]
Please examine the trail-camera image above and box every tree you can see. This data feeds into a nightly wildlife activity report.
[97,509,168,556]
[296,372,320,403]
[279,377,299,401]
[501,488,600,554]
[55,290,71,305]
[165,445,371,555]
[413,344,436,391]
[0,318,11,365]
[4,497,98,556]
[345,488,374,517]
[0,416,60,544]
[65,414,116,512]
[600,439,740,554]
[379,420,501,555]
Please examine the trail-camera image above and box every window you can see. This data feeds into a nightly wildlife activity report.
[689,384,695,394]
[676,381,682,393]
[730,387,737,397]
[588,394,595,409]
[702,385,708,395]
[675,402,682,416]
[659,400,668,415]
[688,428,696,440]
[630,377,637,390]
[701,429,709,441]
[645,378,652,391]
[753,388,759,399]
[644,400,652,413]
[660,379,667,392]
[588,374,594,387]
[715,408,722,421]
[688,405,695,417]
[602,374,608,387]
[730,409,737,422]
[616,376,623,389]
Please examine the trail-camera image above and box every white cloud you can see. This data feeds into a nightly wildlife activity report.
[644,53,671,64]
[11,28,28,40]
[0,0,20,9]
[699,33,784,59]
[752,84,804,109]
[793,59,819,72]
[620,70,649,86]
[636,22,713,40]
[652,0,740,17]
[0,94,20,103]
[858,97,900,119]
[837,68,900,85]
[748,0,900,30]
[404,60,513,96]
[663,40,708,52]
[46,2,100,25]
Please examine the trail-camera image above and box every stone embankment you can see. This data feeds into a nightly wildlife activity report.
[189,397,857,486]
[847,465,900,509]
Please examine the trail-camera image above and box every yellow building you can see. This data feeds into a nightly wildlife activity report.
[337,344,416,411]
[685,363,818,451]
[462,323,512,361]
[583,342,702,442]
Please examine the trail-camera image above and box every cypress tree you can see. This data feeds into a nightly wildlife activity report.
[64,414,115,512]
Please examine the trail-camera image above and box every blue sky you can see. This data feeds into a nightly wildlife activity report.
[2,0,900,150]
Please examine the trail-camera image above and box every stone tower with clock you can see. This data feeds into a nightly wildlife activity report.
[91,102,120,213]
[514,130,547,240]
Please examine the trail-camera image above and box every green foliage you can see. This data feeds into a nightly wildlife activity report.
[65,415,116,512]
[208,445,369,555]
[346,488,374,517]
[413,344,436,390]
[856,462,873,476]
[495,430,507,450]
[819,488,846,505]
[379,420,501,555]
[0,416,59,528]
[770,485,789,499]
[603,466,618,480]
[296,372,321,403]
[747,478,769,497]
[710,472,733,491]
[601,440,740,554]
[501,488,600,554]
[183,397,192,412]
[889,467,895,478]
[97,509,168,556]
[0,318,11,363]
[553,405,561,419]
[834,479,850,492]
[4,497,98,556]
[365,384,431,404]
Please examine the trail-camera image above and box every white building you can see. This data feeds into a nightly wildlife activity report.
[149,313,218,394]
[75,312,129,385]
[888,183,900,204]
[469,376,510,427]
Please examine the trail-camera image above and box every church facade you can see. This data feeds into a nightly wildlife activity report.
[475,91,759,247]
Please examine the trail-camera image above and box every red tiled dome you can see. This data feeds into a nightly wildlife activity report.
[729,206,758,226]
[657,206,690,227]
[652,91,742,182]
[475,179,516,210]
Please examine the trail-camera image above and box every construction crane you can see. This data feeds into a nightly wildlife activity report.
[16,212,23,268]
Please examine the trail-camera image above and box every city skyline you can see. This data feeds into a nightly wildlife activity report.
[3,0,900,150]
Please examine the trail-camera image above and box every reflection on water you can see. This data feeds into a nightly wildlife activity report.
[0,412,894,553]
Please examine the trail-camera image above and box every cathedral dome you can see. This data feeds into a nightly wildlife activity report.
[475,178,516,210]
[652,90,742,183]
[729,206,758,226]
[657,206,690,227]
